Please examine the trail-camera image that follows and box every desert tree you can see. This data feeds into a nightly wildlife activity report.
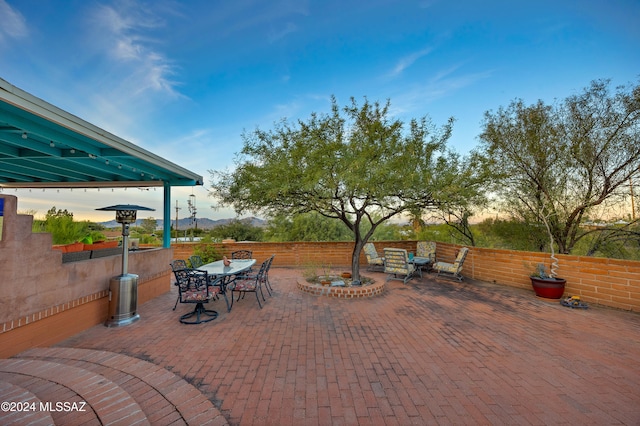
[209,96,465,280]
[479,79,640,254]
[424,150,492,247]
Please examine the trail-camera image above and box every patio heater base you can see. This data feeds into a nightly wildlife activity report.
[105,273,140,327]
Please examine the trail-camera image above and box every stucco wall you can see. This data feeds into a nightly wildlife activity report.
[0,195,173,325]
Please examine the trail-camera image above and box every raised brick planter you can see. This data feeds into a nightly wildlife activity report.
[297,278,386,298]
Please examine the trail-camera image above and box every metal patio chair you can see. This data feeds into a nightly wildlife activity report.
[170,259,188,310]
[189,255,204,268]
[433,247,469,281]
[229,258,268,309]
[173,269,227,324]
[363,242,385,272]
[383,247,416,285]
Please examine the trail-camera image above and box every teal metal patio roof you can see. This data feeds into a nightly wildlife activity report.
[0,78,203,188]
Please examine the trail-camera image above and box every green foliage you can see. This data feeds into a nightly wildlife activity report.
[574,221,640,260]
[140,217,158,234]
[475,218,547,252]
[210,96,463,280]
[193,244,222,264]
[425,150,492,247]
[264,212,352,242]
[301,261,320,282]
[197,233,214,243]
[417,223,471,245]
[45,206,73,220]
[30,206,109,245]
[479,79,640,254]
[137,234,160,244]
[33,206,88,244]
[405,217,640,261]
[209,219,264,242]
[371,221,415,241]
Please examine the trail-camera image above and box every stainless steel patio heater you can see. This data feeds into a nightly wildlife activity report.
[97,204,155,327]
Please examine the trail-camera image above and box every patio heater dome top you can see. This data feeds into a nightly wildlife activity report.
[96,204,155,212]
[96,204,155,224]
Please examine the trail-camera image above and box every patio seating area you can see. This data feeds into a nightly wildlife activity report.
[2,267,639,425]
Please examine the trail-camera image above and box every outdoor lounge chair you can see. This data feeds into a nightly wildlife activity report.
[433,247,469,281]
[416,241,436,263]
[383,248,416,285]
[363,242,385,272]
[414,241,436,274]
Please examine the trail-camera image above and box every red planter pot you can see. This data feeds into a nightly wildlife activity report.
[530,277,566,299]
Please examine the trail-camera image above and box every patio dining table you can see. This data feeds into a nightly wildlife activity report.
[200,258,256,281]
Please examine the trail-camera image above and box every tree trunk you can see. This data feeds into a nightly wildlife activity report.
[351,239,365,282]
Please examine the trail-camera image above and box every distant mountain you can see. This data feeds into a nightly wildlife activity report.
[99,216,267,230]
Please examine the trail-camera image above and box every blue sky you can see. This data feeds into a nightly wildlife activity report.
[1,0,638,222]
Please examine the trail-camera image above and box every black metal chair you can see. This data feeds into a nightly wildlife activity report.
[263,254,275,296]
[189,255,204,268]
[231,250,253,260]
[170,259,188,310]
[174,269,228,324]
[231,250,254,278]
[229,258,268,309]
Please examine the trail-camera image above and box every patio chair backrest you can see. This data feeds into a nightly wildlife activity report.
[189,255,204,268]
[170,259,188,272]
[383,248,411,274]
[454,247,469,268]
[416,241,436,262]
[363,243,381,262]
[265,254,275,275]
[174,268,212,303]
[231,250,253,260]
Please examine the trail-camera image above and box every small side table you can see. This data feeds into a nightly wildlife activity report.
[410,257,431,277]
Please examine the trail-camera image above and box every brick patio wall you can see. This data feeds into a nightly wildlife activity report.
[435,242,640,312]
[170,240,416,269]
[173,240,640,312]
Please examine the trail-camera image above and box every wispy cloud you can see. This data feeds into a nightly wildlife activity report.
[389,47,433,78]
[88,0,183,98]
[0,0,28,44]
[209,0,309,42]
[268,22,298,43]
[390,65,494,115]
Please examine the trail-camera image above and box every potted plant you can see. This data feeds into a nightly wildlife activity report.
[530,263,566,299]
[530,208,566,299]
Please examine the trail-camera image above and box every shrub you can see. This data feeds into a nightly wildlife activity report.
[193,244,222,264]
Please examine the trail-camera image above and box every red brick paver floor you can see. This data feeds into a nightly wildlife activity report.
[20,268,640,424]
